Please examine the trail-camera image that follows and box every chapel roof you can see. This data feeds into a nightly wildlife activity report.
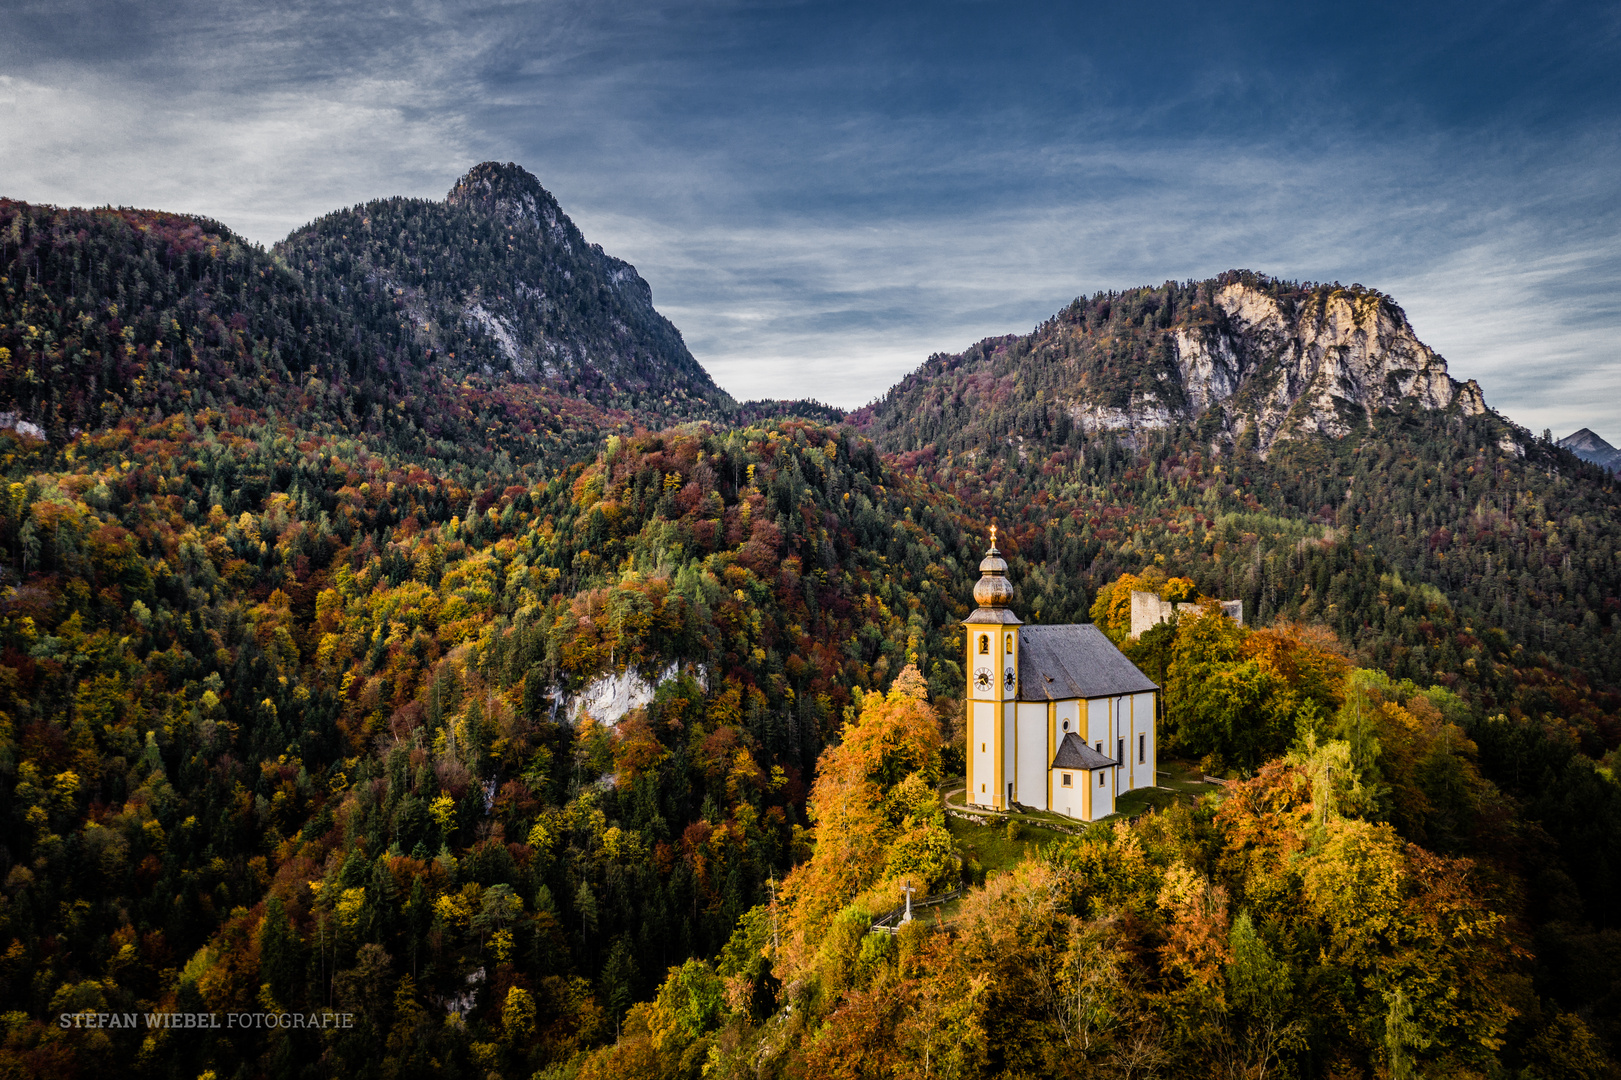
[1017,623,1158,701]
[1051,731,1118,770]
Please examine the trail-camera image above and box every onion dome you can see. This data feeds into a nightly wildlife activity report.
[973,530,1014,609]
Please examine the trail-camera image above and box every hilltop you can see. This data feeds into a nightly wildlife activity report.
[857,271,1494,456]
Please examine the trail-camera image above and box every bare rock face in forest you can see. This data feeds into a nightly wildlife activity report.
[1169,280,1487,451]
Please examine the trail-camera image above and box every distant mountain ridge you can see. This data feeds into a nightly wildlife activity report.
[1559,427,1621,473]
[859,271,1498,457]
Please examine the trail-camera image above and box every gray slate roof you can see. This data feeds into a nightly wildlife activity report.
[1051,732,1117,770]
[1017,623,1158,701]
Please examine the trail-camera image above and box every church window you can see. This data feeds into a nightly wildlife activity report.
[1061,773,1072,787]
[1062,720,1069,732]
[1139,734,1145,762]
[1118,738,1124,765]
[980,783,986,793]
[1004,633,1012,652]
[1099,771,1106,787]
[981,743,985,753]
[979,634,989,654]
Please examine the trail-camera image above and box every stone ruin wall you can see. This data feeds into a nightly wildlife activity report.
[1129,590,1243,639]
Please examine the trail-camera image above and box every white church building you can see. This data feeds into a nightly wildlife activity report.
[965,531,1159,822]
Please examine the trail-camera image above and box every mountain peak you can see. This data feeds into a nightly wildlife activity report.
[275,161,729,412]
[446,161,560,224]
[1558,428,1621,472]
[1560,427,1613,452]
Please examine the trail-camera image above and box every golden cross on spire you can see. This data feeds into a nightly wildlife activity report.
[990,523,998,547]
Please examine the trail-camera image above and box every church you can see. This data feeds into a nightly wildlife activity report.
[964,531,1159,821]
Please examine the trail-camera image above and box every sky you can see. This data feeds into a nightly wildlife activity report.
[2,0,1618,437]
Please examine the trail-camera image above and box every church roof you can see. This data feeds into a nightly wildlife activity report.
[1017,623,1159,701]
[1051,732,1118,770]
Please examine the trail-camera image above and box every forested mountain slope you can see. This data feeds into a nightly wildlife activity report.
[277,163,732,418]
[0,195,654,475]
[0,166,731,463]
[0,401,984,1077]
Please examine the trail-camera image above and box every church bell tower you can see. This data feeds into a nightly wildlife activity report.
[964,527,1021,810]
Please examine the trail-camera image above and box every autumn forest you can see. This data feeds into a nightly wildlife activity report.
[2,167,1620,1079]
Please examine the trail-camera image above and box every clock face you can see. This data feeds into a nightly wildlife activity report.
[974,667,992,692]
[1004,668,1016,691]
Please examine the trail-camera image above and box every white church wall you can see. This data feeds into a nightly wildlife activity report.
[1092,766,1115,820]
[971,701,995,806]
[1131,692,1156,792]
[1085,697,1109,753]
[1003,701,1017,810]
[1015,703,1048,810]
[1055,699,1081,741]
[1051,768,1083,818]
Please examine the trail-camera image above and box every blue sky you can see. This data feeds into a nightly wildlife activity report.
[2,0,1618,436]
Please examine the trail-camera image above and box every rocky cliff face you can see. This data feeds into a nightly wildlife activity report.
[863,273,1497,458]
[1166,282,1486,450]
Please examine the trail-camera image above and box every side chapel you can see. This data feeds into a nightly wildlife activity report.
[964,530,1159,821]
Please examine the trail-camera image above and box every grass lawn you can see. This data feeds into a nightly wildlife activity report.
[1103,758,1227,822]
[939,761,1227,873]
[947,812,1070,878]
[1113,785,1182,817]
[1157,757,1222,796]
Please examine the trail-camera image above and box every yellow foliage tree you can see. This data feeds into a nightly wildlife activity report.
[778,683,943,979]
[428,793,456,834]
[1089,568,1197,641]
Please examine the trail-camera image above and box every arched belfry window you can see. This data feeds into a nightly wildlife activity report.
[1004,633,1013,652]
[978,634,989,654]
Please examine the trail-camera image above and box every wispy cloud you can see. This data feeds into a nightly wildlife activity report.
[0,72,480,240]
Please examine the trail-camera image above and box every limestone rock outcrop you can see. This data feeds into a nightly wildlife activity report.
[1164,282,1487,452]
